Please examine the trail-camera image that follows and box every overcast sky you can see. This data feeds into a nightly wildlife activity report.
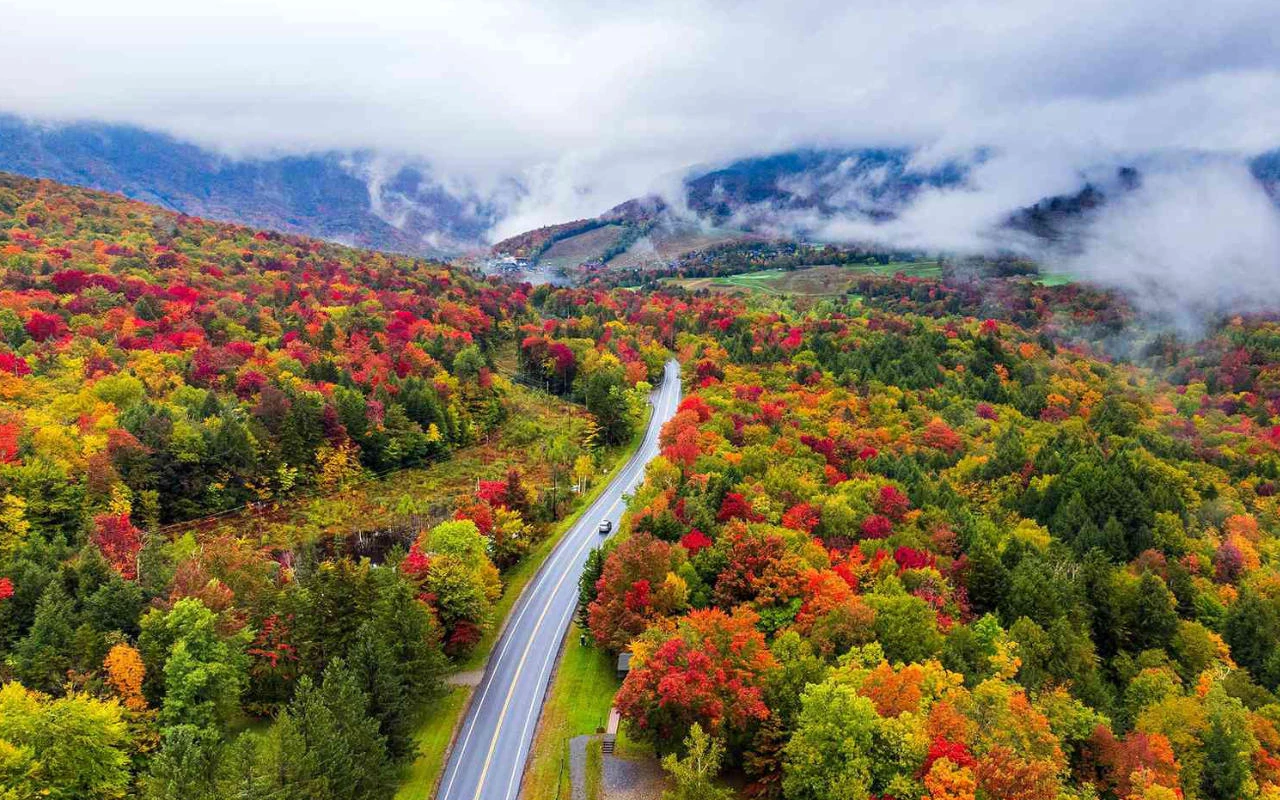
[4,0,1279,180]
[5,0,1280,316]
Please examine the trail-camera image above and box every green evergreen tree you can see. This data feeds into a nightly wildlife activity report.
[144,725,222,800]
[1101,515,1129,562]
[961,535,1008,615]
[137,530,175,600]
[1131,571,1179,653]
[292,659,391,800]
[9,580,75,691]
[251,709,327,799]
[349,623,412,759]
[368,569,446,701]
[581,366,633,446]
[578,547,606,630]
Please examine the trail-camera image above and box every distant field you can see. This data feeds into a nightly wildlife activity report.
[1032,271,1078,286]
[538,224,626,269]
[608,228,754,271]
[667,261,943,296]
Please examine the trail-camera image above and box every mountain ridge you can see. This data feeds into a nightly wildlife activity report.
[4,114,1277,270]
[0,114,501,255]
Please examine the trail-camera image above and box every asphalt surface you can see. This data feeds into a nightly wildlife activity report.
[436,359,682,800]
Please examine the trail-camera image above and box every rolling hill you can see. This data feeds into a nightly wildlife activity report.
[0,114,504,255]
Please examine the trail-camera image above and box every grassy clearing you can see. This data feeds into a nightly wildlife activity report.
[667,261,943,297]
[521,623,623,800]
[1032,271,1078,286]
[539,224,627,270]
[174,380,597,550]
[393,686,471,800]
[606,228,754,271]
[612,725,652,759]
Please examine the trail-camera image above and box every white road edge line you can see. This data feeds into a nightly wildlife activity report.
[442,363,678,800]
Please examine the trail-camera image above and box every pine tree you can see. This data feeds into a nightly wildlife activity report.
[137,530,175,600]
[292,659,391,800]
[10,580,76,690]
[144,725,222,800]
[1051,491,1092,547]
[1101,515,1129,562]
[349,623,412,759]
[962,536,1008,615]
[1131,571,1179,653]
[369,570,446,702]
[578,547,606,630]
[252,709,327,798]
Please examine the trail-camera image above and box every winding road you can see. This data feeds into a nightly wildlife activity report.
[436,359,682,800]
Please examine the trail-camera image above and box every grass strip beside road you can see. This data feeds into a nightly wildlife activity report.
[394,403,654,798]
[395,687,470,800]
[520,623,622,799]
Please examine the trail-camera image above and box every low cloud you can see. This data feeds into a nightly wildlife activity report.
[1062,158,1280,326]
[3,0,1279,216]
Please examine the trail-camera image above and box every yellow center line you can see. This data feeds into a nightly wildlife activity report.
[501,586,581,800]
[469,382,673,799]
[461,365,679,800]
[468,487,628,799]
[441,475,599,798]
[443,369,675,799]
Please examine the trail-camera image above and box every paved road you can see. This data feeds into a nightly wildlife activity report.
[436,359,682,800]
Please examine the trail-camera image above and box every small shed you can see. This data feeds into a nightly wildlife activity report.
[616,652,633,680]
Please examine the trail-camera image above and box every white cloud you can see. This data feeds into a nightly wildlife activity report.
[1,0,1277,230]
[1063,158,1280,327]
[5,0,1280,327]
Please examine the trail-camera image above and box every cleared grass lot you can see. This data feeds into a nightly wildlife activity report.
[1032,271,1079,286]
[667,261,943,296]
[394,687,471,800]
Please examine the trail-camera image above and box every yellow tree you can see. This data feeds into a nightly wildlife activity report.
[0,493,29,559]
[573,454,595,493]
[103,643,147,712]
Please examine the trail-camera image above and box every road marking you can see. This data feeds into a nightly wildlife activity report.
[442,370,678,799]
[462,370,678,800]
[468,472,631,799]
[443,363,680,800]
[441,499,592,798]
[444,478,629,800]
[501,590,580,800]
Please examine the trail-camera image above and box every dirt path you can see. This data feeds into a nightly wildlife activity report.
[569,735,668,800]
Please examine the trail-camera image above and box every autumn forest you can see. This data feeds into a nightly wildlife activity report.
[5,168,1280,800]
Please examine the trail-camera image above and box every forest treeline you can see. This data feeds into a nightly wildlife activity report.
[0,174,671,799]
[8,169,1280,800]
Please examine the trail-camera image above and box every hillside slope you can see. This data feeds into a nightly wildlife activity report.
[0,170,528,524]
[0,115,502,254]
